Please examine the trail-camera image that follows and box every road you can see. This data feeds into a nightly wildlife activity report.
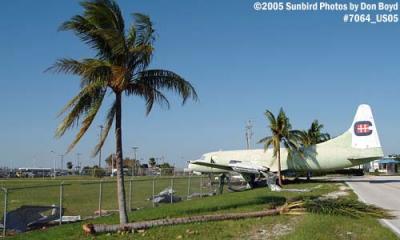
[343,175,400,237]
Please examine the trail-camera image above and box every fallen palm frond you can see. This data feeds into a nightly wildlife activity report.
[301,198,393,219]
[83,198,393,235]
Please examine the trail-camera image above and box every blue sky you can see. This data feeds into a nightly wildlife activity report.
[0,0,399,168]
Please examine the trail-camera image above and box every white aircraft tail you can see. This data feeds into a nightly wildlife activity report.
[349,104,381,149]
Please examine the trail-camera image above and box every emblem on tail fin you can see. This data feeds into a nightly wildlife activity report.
[354,121,373,136]
[350,104,381,149]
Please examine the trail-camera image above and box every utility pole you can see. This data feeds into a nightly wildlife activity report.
[76,153,81,175]
[50,151,63,178]
[50,151,56,179]
[132,147,139,177]
[111,154,115,177]
[98,125,103,168]
[60,154,64,174]
[245,120,254,150]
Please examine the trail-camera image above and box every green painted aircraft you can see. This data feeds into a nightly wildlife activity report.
[188,104,383,185]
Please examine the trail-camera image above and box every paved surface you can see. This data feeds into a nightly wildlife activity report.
[341,175,400,237]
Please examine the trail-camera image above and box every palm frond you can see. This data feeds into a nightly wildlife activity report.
[47,58,112,87]
[127,44,154,72]
[125,81,170,115]
[60,0,126,60]
[133,13,155,46]
[264,110,276,128]
[55,85,105,138]
[93,101,116,156]
[131,70,198,104]
[56,80,107,118]
[66,90,105,152]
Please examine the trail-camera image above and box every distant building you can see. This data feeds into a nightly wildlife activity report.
[366,157,399,174]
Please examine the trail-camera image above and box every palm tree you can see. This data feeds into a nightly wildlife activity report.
[258,108,301,186]
[48,0,197,224]
[148,157,156,168]
[301,120,330,147]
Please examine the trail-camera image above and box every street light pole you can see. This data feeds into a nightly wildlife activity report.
[132,147,139,177]
[76,153,81,175]
[50,151,56,179]
[60,154,64,175]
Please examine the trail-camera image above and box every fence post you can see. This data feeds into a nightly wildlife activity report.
[152,177,155,208]
[2,188,7,237]
[59,183,63,225]
[128,179,132,212]
[187,174,191,200]
[98,180,103,217]
[170,177,174,204]
[200,175,203,198]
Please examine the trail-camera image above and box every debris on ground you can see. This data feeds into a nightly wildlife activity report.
[187,192,216,199]
[1,205,63,232]
[148,187,182,204]
[244,217,299,240]
[93,209,115,216]
[263,172,310,192]
[51,215,81,223]
[319,183,350,200]
[269,184,312,193]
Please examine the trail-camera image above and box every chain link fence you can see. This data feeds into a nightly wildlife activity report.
[0,175,221,237]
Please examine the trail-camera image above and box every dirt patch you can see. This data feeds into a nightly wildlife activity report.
[319,183,351,200]
[241,217,301,240]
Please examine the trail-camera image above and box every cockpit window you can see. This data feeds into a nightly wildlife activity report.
[200,155,206,160]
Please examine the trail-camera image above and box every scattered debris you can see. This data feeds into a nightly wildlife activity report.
[339,185,351,191]
[262,172,310,192]
[1,205,63,233]
[52,215,81,223]
[227,185,251,192]
[246,218,299,240]
[93,209,115,216]
[187,192,216,199]
[269,184,312,193]
[148,187,182,204]
[320,191,349,199]
[319,183,350,200]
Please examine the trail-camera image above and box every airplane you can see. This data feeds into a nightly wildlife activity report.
[187,104,384,188]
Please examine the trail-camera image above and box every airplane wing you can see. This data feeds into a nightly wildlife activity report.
[190,161,234,171]
[190,161,269,174]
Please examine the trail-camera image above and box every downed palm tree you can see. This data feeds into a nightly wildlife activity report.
[82,198,393,235]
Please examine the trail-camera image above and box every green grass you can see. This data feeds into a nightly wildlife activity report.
[0,176,207,217]
[3,180,398,240]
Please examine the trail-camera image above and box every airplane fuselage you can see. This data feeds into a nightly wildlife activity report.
[189,131,383,174]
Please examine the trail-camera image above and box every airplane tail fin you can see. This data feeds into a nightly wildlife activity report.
[349,104,381,149]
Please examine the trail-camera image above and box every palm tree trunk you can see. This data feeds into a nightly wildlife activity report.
[83,208,281,234]
[115,92,129,224]
[277,148,282,186]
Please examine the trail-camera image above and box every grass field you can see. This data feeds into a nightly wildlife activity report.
[2,179,398,239]
[0,176,210,218]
